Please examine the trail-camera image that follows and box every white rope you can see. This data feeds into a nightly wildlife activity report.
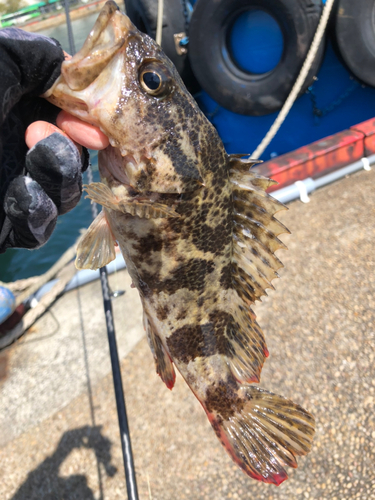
[156,0,164,46]
[251,0,336,159]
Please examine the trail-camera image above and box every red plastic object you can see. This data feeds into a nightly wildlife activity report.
[254,129,365,192]
[254,116,375,192]
[351,117,375,156]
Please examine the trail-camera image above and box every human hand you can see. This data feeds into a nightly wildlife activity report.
[0,29,109,253]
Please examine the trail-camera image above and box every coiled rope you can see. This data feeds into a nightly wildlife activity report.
[156,0,164,45]
[251,0,336,159]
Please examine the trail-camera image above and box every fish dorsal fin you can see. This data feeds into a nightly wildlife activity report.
[221,157,289,384]
[144,313,176,390]
[230,156,289,304]
[75,210,117,270]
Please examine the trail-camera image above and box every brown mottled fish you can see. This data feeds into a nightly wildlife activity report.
[45,1,315,485]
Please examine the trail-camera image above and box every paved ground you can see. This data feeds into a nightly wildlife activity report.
[0,166,374,500]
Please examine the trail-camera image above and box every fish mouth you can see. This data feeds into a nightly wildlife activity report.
[59,1,134,92]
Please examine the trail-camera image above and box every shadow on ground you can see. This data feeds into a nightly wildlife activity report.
[11,426,117,500]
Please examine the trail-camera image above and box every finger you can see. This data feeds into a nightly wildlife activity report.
[25,121,82,154]
[4,176,58,250]
[25,121,69,148]
[56,110,109,150]
[26,133,83,215]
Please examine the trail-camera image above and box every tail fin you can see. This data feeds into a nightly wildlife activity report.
[206,386,315,485]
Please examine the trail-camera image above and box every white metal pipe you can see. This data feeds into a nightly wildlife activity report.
[33,252,126,302]
[272,155,375,204]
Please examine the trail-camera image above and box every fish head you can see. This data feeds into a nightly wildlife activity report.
[45,0,204,193]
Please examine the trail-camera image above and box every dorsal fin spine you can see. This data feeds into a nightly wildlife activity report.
[234,214,288,252]
[205,164,288,386]
[233,249,275,293]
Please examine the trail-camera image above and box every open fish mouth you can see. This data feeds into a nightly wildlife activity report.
[43,1,134,125]
[60,1,131,92]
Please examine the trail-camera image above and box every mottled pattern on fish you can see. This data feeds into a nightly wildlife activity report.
[45,1,315,485]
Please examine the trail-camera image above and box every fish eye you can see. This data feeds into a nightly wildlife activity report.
[139,62,171,97]
[142,71,161,91]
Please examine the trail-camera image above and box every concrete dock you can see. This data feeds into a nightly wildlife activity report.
[0,166,374,499]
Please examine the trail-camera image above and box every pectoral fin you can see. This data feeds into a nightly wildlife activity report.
[75,210,116,270]
[119,200,180,219]
[83,183,120,211]
[84,182,180,219]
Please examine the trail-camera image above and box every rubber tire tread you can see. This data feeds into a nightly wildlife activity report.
[332,0,375,88]
[124,0,198,90]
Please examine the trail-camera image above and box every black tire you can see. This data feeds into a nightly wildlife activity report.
[124,0,198,91]
[332,0,375,88]
[189,0,326,116]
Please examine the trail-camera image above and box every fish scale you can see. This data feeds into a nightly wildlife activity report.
[44,0,315,485]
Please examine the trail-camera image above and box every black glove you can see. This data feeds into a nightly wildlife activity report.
[0,28,89,253]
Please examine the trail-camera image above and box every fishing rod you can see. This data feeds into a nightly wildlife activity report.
[62,2,139,498]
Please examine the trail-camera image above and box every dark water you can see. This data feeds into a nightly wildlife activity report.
[0,14,101,283]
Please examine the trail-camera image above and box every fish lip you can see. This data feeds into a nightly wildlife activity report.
[81,1,134,54]
[44,3,136,98]
[107,4,137,49]
[65,2,136,89]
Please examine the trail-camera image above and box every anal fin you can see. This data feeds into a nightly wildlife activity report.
[75,210,116,270]
[207,386,315,485]
[144,314,176,390]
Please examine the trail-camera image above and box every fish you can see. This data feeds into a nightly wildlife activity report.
[44,1,315,485]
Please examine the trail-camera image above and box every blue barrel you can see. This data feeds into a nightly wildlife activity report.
[0,286,16,324]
